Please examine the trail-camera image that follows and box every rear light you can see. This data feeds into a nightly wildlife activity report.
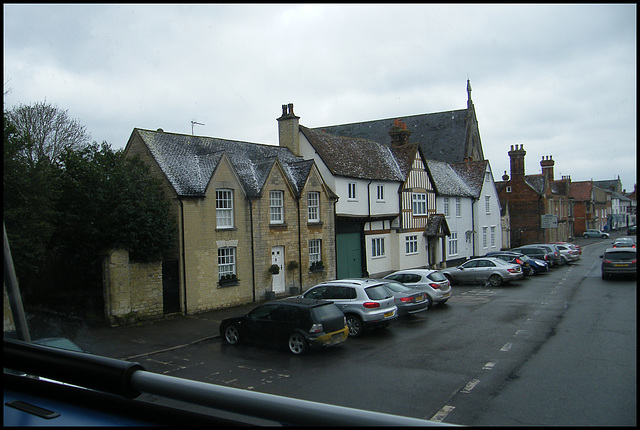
[309,323,324,333]
[429,283,441,289]
[363,302,380,308]
[515,258,523,265]
[400,296,414,303]
[508,268,518,273]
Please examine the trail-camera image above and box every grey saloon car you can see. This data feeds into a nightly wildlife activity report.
[440,257,523,287]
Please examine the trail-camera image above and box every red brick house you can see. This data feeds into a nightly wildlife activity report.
[570,180,596,235]
[495,144,574,246]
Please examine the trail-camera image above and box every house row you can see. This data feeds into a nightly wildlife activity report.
[495,144,636,248]
[124,81,504,315]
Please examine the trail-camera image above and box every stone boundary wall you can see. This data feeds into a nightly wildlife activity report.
[103,249,163,326]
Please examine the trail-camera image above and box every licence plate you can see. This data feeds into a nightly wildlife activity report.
[443,292,451,298]
[614,263,629,267]
[384,311,394,318]
[415,295,425,302]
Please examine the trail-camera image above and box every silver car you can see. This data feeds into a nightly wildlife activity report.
[440,257,524,287]
[583,229,610,238]
[554,244,580,263]
[381,280,430,316]
[383,269,451,308]
[302,279,398,337]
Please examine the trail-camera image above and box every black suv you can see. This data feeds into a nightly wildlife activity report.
[219,298,348,355]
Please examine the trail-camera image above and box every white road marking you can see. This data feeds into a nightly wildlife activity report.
[430,405,455,422]
[483,361,496,370]
[501,342,513,351]
[460,379,480,393]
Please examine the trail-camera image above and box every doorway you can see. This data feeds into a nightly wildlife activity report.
[271,246,285,293]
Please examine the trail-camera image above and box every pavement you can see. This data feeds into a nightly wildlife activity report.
[14,229,631,362]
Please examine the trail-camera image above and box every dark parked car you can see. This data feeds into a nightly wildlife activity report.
[485,251,534,276]
[219,298,348,355]
[510,246,552,267]
[600,248,637,280]
[628,225,636,235]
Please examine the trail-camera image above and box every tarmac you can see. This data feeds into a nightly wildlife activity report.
[13,229,630,363]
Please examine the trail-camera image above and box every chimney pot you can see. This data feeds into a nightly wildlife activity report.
[287,103,294,116]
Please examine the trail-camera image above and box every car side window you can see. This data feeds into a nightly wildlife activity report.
[386,274,403,282]
[275,305,302,323]
[405,274,421,283]
[250,304,279,320]
[462,260,477,268]
[305,286,326,300]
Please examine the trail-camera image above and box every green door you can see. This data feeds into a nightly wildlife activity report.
[336,232,362,279]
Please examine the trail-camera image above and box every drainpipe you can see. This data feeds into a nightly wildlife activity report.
[471,198,476,256]
[249,198,256,302]
[179,199,188,315]
[296,196,302,291]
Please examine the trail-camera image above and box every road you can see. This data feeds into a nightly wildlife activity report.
[136,239,636,426]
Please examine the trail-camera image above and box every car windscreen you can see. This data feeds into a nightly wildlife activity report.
[604,251,636,261]
[364,285,393,300]
[310,304,344,322]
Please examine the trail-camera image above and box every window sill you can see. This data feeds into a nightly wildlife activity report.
[218,279,239,287]
[269,223,288,230]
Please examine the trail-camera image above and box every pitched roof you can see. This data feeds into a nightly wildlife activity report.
[425,159,475,197]
[299,125,404,181]
[131,128,313,197]
[312,109,470,164]
[449,160,488,198]
[570,181,593,201]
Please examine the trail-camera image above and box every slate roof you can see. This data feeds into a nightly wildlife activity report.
[312,109,470,164]
[449,160,488,198]
[131,128,313,197]
[299,125,404,181]
[425,159,475,197]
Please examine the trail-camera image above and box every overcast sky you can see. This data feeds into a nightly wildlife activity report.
[3,4,637,192]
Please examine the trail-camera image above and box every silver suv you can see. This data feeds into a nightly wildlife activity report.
[301,279,398,337]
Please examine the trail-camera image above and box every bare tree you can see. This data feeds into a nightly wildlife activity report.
[7,101,91,165]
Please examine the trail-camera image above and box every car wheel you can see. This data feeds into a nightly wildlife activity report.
[345,314,363,337]
[583,234,589,238]
[488,274,503,287]
[223,324,240,345]
[288,333,308,355]
[527,267,536,276]
[443,274,454,285]
[424,294,433,309]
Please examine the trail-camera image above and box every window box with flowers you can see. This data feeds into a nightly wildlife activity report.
[309,261,325,273]
[218,274,239,287]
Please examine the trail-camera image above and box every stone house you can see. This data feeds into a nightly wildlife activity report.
[495,145,574,246]
[124,128,337,315]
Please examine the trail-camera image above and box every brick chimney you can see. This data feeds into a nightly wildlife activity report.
[277,103,300,156]
[540,155,554,181]
[389,119,412,147]
[508,144,526,179]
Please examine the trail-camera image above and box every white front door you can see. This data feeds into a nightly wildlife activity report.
[271,246,285,293]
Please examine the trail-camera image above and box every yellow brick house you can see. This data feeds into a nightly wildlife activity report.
[125,128,337,315]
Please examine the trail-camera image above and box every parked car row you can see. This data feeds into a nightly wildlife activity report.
[220,239,631,355]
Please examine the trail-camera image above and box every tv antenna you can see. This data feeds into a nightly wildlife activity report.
[191,120,205,135]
